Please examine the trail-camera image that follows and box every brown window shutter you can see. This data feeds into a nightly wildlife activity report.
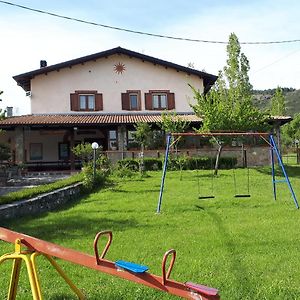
[70,93,78,111]
[95,93,103,111]
[137,90,142,110]
[167,93,175,110]
[121,93,130,110]
[145,93,152,110]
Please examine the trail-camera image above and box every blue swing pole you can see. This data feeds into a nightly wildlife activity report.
[270,139,277,201]
[270,134,299,209]
[156,134,171,213]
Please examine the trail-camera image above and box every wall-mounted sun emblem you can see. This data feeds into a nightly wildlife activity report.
[114,62,126,74]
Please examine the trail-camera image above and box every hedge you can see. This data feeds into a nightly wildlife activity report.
[116,156,237,172]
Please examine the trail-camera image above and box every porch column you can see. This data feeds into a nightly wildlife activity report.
[275,122,281,155]
[70,129,75,171]
[15,126,25,164]
[117,125,127,151]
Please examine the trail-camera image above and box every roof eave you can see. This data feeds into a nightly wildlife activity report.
[13,47,217,92]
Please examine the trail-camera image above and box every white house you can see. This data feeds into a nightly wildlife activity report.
[0,47,217,170]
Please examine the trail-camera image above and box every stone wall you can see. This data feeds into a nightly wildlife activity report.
[0,182,82,221]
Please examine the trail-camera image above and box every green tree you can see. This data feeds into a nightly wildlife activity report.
[158,111,190,134]
[0,91,6,120]
[133,122,152,175]
[282,113,300,147]
[157,111,190,153]
[190,33,269,174]
[271,86,286,116]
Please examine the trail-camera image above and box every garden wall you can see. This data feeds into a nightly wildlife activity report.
[0,182,82,221]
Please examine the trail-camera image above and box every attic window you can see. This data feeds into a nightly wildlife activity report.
[70,90,103,111]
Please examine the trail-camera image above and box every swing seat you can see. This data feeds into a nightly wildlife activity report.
[199,195,215,199]
[234,194,251,198]
[185,282,219,297]
[115,260,149,273]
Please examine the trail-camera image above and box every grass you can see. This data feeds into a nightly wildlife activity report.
[0,173,83,205]
[0,167,300,299]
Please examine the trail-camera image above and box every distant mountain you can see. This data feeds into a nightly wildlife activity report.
[252,88,300,116]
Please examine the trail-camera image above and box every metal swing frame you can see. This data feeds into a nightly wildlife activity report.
[156,132,299,213]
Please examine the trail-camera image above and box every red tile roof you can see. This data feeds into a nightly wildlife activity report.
[0,113,202,127]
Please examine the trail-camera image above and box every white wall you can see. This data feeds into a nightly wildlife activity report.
[30,54,204,114]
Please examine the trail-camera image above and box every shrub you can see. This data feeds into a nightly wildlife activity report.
[117,159,139,171]
[81,155,111,191]
[143,158,163,171]
[114,156,237,173]
[81,164,108,191]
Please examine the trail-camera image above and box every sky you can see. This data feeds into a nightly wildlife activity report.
[0,0,300,115]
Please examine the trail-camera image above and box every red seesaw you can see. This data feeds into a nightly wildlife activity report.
[0,227,220,299]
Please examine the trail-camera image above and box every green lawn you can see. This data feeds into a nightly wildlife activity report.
[0,167,300,299]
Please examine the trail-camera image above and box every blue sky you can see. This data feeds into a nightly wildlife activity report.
[1,0,300,114]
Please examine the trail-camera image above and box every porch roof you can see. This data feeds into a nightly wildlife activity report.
[0,113,202,127]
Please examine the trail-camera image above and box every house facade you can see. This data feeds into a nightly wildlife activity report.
[0,47,217,169]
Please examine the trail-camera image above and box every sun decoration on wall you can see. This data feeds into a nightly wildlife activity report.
[114,62,126,74]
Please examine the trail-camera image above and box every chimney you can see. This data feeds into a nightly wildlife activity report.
[6,107,13,117]
[40,60,47,68]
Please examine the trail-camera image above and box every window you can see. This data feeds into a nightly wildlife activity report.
[152,93,167,109]
[129,93,138,110]
[79,95,95,110]
[70,90,103,111]
[121,90,141,111]
[58,143,70,160]
[108,130,118,150]
[30,143,43,160]
[145,90,175,110]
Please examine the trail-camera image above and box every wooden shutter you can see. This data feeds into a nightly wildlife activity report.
[167,93,175,110]
[145,93,152,110]
[121,93,130,110]
[137,90,142,110]
[95,93,103,111]
[70,93,78,111]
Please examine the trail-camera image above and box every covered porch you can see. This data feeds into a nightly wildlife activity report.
[0,113,201,172]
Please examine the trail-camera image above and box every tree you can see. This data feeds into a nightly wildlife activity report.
[133,122,152,175]
[282,113,300,147]
[271,86,286,116]
[157,111,190,153]
[191,33,269,174]
[158,111,190,134]
[0,91,6,120]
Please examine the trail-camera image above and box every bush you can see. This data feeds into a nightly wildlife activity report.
[117,159,139,171]
[143,158,163,171]
[81,155,111,191]
[115,156,237,173]
[81,164,108,191]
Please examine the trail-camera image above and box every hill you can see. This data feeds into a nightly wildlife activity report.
[252,88,300,116]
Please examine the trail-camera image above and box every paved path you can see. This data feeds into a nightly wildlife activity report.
[0,174,71,196]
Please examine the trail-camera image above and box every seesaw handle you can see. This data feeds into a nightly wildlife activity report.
[162,249,176,285]
[93,231,112,264]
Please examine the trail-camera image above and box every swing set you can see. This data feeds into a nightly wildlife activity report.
[157,132,299,213]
